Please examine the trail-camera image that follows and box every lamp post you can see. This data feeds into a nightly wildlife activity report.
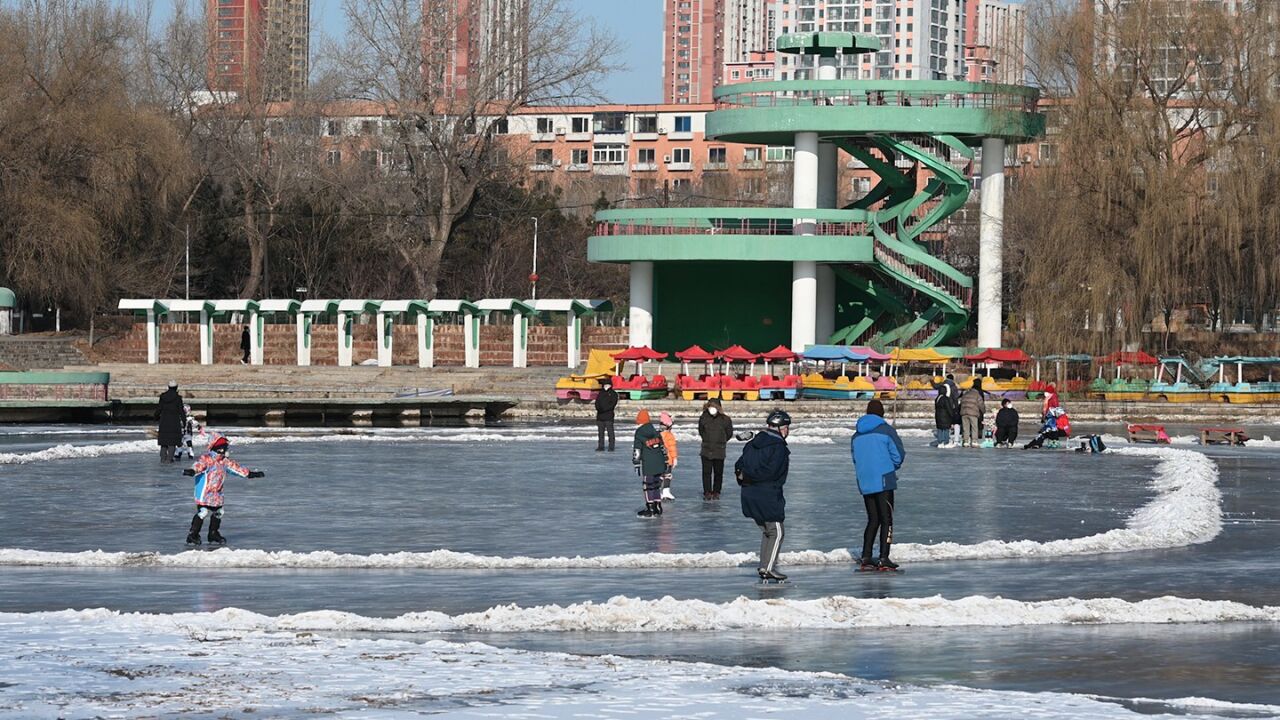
[530,216,539,300]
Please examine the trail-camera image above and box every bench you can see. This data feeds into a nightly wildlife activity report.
[1200,427,1248,446]
[1126,423,1170,444]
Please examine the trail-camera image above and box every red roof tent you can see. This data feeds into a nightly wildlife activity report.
[1098,351,1159,365]
[719,344,761,362]
[675,345,719,362]
[965,349,1031,363]
[612,346,668,361]
[761,345,799,362]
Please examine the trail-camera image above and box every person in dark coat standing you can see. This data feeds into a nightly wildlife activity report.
[157,381,184,463]
[932,388,954,447]
[697,398,734,500]
[735,410,792,581]
[594,379,619,452]
[240,326,251,364]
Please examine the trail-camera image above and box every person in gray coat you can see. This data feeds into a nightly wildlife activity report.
[697,398,734,500]
[959,378,987,448]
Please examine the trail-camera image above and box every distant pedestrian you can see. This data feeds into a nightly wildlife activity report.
[240,326,251,364]
[937,373,961,444]
[632,410,668,517]
[659,412,678,500]
[736,410,792,582]
[157,381,184,463]
[697,398,734,500]
[594,378,619,452]
[931,379,955,447]
[994,398,1020,447]
[851,399,904,570]
[959,378,987,448]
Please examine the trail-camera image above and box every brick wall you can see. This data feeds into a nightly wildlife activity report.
[0,383,108,400]
[93,321,631,367]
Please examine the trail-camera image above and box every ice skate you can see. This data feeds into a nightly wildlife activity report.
[637,502,656,518]
[661,488,675,500]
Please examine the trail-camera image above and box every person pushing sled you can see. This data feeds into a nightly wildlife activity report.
[183,435,264,546]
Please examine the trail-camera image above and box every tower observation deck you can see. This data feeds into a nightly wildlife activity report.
[589,32,1044,352]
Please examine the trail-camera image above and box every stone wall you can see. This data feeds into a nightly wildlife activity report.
[92,321,631,367]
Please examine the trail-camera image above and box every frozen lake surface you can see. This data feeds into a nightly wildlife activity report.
[1,419,1279,717]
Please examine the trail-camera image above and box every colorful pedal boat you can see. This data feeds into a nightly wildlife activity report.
[757,375,801,400]
[613,374,670,400]
[677,374,723,401]
[719,374,761,401]
[799,373,874,400]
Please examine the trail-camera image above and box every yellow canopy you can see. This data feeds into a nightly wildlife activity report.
[574,348,619,379]
[889,348,951,363]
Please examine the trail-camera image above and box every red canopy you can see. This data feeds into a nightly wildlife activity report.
[965,348,1031,363]
[1098,351,1158,366]
[612,346,668,361]
[719,344,760,362]
[675,344,718,362]
[761,345,799,362]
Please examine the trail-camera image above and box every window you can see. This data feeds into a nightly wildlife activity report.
[593,112,627,134]
[534,148,554,165]
[571,117,590,133]
[360,150,379,167]
[323,120,341,136]
[673,115,692,133]
[493,118,509,134]
[671,147,691,164]
[766,146,794,162]
[743,147,762,164]
[326,150,341,165]
[360,120,379,135]
[634,114,658,133]
[731,70,740,79]
[592,144,625,164]
[571,148,589,165]
[707,147,726,164]
[743,177,764,195]
[536,117,553,134]
[637,148,656,164]
[672,178,691,191]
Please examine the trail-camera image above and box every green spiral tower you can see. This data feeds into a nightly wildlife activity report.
[589,32,1044,352]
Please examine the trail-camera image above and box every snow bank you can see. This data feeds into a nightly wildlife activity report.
[0,446,1219,569]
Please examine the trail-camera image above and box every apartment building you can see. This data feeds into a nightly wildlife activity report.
[663,0,778,104]
[206,0,309,102]
[964,0,1025,84]
[425,0,530,100]
[774,0,967,81]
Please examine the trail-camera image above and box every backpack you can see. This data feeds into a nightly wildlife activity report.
[1089,434,1106,453]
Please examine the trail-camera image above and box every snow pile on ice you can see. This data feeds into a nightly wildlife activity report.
[4,614,1265,720]
[0,446,1219,569]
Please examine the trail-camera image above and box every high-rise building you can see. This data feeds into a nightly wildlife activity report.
[774,0,967,81]
[663,0,776,104]
[964,0,1025,84]
[207,0,309,102]
[425,0,530,100]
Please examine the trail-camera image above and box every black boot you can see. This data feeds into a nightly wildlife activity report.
[653,501,663,516]
[186,514,203,545]
[207,514,226,545]
[637,502,655,517]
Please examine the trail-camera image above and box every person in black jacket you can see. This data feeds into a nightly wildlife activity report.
[994,398,1020,447]
[240,326,251,364]
[594,379,619,451]
[735,410,792,581]
[156,381,184,463]
[932,389,954,447]
[697,398,734,500]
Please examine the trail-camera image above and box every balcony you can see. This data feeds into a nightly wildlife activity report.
[530,132,556,142]
[631,162,658,172]
[703,162,729,171]
[740,160,764,170]
[593,164,629,176]
[565,132,592,142]
[530,163,555,172]
[567,163,591,172]
[667,161,693,171]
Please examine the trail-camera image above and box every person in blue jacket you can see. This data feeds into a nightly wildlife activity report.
[735,410,792,581]
[850,399,905,570]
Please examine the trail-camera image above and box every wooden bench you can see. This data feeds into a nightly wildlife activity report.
[1200,427,1249,446]
[1126,423,1170,444]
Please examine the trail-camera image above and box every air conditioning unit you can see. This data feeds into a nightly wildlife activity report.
[663,155,672,163]
[1022,153,1032,164]
[555,127,566,135]
[553,159,562,167]
[658,128,668,135]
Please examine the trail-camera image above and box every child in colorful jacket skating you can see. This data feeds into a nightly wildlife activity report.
[633,410,669,517]
[659,411,678,500]
[182,435,264,545]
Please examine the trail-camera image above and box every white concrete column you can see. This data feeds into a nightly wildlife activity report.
[512,313,528,368]
[417,314,434,368]
[146,309,159,365]
[567,314,582,369]
[629,261,654,348]
[464,313,480,368]
[817,56,839,213]
[250,310,264,365]
[296,314,312,367]
[791,131,820,352]
[198,309,212,365]
[337,311,353,367]
[978,137,1006,348]
[0,310,10,335]
[376,312,393,367]
[816,265,836,344]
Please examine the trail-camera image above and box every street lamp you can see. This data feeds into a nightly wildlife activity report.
[530,216,539,301]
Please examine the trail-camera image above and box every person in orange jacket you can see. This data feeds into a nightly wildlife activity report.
[659,412,678,500]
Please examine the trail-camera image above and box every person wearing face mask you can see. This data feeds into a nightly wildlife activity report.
[697,398,734,500]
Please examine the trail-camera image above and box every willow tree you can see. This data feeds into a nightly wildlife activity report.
[1007,0,1280,353]
[329,0,617,298]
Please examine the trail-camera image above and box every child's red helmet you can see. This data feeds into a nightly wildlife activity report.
[209,436,230,452]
